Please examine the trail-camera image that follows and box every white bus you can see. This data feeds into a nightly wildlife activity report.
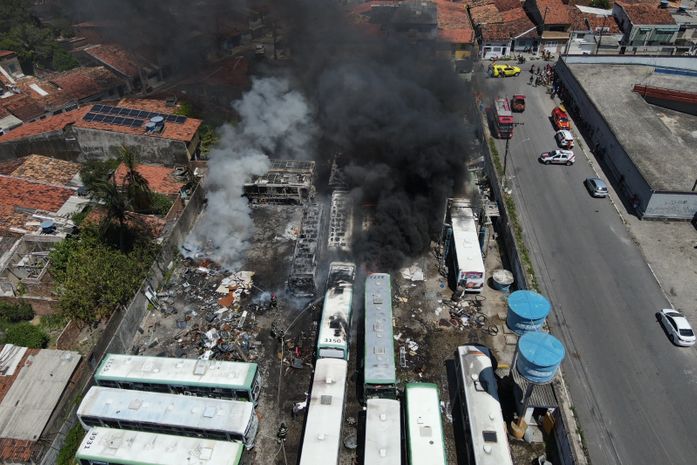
[363,273,397,399]
[447,198,485,292]
[455,345,514,465]
[364,398,401,465]
[75,427,243,465]
[299,358,348,465]
[405,383,447,465]
[94,354,261,404]
[77,386,258,448]
[317,262,355,360]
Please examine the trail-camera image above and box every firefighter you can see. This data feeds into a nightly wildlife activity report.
[270,293,278,309]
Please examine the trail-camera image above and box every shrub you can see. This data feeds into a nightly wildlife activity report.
[4,322,49,348]
[0,301,34,322]
[56,423,85,465]
[150,192,174,216]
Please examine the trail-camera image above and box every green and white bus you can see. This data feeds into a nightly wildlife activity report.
[363,273,397,399]
[94,354,261,404]
[75,427,243,465]
[317,262,355,360]
[405,383,447,465]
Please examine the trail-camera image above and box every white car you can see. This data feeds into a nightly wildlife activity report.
[539,149,575,165]
[554,129,574,148]
[657,309,696,346]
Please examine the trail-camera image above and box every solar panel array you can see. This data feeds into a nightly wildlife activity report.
[81,104,188,128]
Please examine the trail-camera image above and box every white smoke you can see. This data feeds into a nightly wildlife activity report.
[183,77,316,268]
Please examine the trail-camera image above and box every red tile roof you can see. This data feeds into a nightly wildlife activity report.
[0,176,74,231]
[481,11,537,40]
[435,0,475,44]
[114,162,185,195]
[0,93,45,122]
[493,0,521,11]
[84,208,166,238]
[74,100,202,143]
[10,155,81,185]
[0,108,85,142]
[537,0,572,25]
[568,7,621,33]
[617,2,676,25]
[0,51,16,59]
[469,3,502,24]
[83,44,142,78]
[47,66,125,101]
[0,159,24,175]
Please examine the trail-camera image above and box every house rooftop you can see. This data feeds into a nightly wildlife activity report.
[480,9,537,40]
[82,44,144,78]
[617,2,677,25]
[114,162,186,195]
[0,51,15,59]
[9,155,81,186]
[569,6,621,33]
[0,348,81,442]
[46,66,125,102]
[567,62,697,192]
[0,108,84,142]
[536,0,572,25]
[74,99,202,142]
[0,175,75,232]
[435,0,475,43]
[0,94,45,122]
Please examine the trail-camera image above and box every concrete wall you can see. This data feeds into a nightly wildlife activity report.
[645,191,697,219]
[562,54,697,71]
[74,127,190,166]
[555,60,655,214]
[0,129,81,162]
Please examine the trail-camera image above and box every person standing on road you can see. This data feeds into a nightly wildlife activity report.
[530,64,535,74]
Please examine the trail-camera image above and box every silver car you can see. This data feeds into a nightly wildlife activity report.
[584,177,608,198]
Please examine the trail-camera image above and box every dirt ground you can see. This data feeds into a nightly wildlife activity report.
[129,202,545,465]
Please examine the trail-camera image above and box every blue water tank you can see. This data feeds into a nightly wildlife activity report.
[506,290,551,335]
[516,332,565,384]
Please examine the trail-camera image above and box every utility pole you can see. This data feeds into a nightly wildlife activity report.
[503,122,525,177]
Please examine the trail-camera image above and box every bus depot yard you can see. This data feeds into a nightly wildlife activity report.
[123,196,553,465]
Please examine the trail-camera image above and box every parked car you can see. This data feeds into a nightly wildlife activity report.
[554,129,574,148]
[511,94,526,112]
[657,309,696,346]
[551,106,571,130]
[539,149,575,165]
[584,177,608,197]
[492,64,521,77]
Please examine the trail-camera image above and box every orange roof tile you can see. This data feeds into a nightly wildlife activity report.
[568,7,621,33]
[0,176,74,212]
[114,162,185,195]
[435,0,475,44]
[10,155,81,186]
[0,108,86,142]
[537,0,571,25]
[83,44,142,78]
[0,51,16,59]
[47,66,125,101]
[469,3,502,24]
[84,208,166,238]
[481,11,537,40]
[617,2,676,25]
[0,93,45,122]
[74,100,201,143]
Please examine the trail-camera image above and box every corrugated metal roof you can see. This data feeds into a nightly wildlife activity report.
[0,349,80,440]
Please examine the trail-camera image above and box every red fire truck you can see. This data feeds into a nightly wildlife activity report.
[493,97,514,139]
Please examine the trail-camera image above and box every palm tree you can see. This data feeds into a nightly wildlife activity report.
[119,146,153,213]
[92,180,132,252]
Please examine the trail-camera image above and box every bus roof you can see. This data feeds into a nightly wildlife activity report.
[364,274,396,385]
[456,345,513,465]
[317,281,353,351]
[78,386,254,436]
[364,398,401,465]
[299,359,348,465]
[405,383,447,465]
[94,354,257,389]
[450,199,485,275]
[76,427,243,465]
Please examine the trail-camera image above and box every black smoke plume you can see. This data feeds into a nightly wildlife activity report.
[282,0,475,269]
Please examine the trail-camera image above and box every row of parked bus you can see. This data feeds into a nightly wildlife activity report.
[74,355,262,465]
[299,267,514,465]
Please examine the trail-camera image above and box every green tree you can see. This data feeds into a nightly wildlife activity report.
[0,23,53,74]
[119,146,153,213]
[80,158,120,194]
[49,229,156,325]
[0,0,33,34]
[4,322,49,348]
[0,301,34,322]
[590,0,610,9]
[51,47,79,71]
[91,179,133,251]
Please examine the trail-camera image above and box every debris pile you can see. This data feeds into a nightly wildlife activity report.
[134,259,269,362]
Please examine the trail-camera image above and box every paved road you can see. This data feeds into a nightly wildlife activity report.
[481,65,697,465]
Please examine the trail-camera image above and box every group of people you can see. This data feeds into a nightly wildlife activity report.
[529,63,554,88]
